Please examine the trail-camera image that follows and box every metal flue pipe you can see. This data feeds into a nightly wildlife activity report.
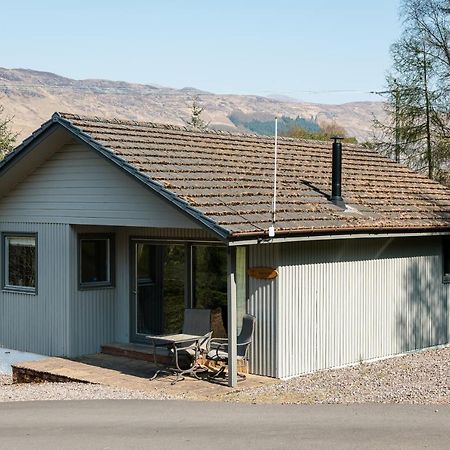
[331,136,345,208]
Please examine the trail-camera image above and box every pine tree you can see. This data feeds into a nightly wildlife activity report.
[0,105,17,159]
[187,98,208,131]
[374,0,450,183]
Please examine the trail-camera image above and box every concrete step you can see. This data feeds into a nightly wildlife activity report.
[12,357,108,384]
[101,342,171,364]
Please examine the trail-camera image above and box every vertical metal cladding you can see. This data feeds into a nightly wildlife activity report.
[275,236,449,379]
[0,222,70,356]
[247,244,279,377]
[4,220,446,376]
[247,236,449,379]
[68,226,115,357]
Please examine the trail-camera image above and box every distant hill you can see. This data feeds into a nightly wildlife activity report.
[0,67,385,143]
[229,112,322,136]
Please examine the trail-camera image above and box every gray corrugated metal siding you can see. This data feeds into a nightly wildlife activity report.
[247,244,278,377]
[247,236,449,379]
[0,222,70,355]
[0,221,216,358]
[2,219,448,379]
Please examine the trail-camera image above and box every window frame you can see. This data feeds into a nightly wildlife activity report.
[78,233,115,290]
[443,237,450,283]
[2,232,38,294]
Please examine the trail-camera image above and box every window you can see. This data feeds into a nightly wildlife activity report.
[443,237,450,283]
[79,234,114,288]
[3,234,37,292]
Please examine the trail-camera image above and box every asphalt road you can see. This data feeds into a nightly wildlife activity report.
[0,400,449,449]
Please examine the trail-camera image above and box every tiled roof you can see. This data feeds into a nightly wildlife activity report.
[56,112,450,238]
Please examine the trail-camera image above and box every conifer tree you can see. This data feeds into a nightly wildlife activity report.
[0,105,17,159]
[187,98,208,131]
[375,0,449,183]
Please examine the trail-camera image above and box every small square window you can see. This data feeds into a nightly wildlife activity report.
[443,237,450,283]
[79,234,115,288]
[3,234,37,292]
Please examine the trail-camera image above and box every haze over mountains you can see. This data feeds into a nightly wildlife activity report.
[0,67,385,143]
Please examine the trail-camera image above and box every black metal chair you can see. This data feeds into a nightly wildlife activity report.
[206,314,256,381]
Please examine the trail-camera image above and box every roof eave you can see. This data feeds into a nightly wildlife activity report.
[0,117,56,173]
[228,224,450,245]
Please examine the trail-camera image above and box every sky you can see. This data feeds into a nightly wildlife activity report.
[1,0,402,104]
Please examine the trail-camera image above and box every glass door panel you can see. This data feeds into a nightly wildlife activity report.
[192,245,227,337]
[161,245,186,334]
[136,243,163,335]
[133,242,185,340]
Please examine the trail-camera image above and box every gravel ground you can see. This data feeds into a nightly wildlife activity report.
[0,375,173,402]
[2,346,450,403]
[224,346,450,404]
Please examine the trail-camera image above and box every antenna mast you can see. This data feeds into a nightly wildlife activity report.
[269,117,278,238]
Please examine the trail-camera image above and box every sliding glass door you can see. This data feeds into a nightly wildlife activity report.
[130,241,241,342]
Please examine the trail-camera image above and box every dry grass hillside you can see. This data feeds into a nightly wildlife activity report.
[0,67,385,143]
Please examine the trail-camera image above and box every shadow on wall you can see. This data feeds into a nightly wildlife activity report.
[398,260,448,353]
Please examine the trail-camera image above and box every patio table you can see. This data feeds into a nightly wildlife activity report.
[146,333,207,384]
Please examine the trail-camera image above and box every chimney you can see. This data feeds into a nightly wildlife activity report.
[331,137,346,208]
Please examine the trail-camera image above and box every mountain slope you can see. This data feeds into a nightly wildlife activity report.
[0,67,384,143]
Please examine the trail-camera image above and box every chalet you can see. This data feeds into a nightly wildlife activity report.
[0,112,449,386]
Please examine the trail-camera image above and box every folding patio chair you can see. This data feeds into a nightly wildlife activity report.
[170,309,212,381]
[206,314,256,381]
